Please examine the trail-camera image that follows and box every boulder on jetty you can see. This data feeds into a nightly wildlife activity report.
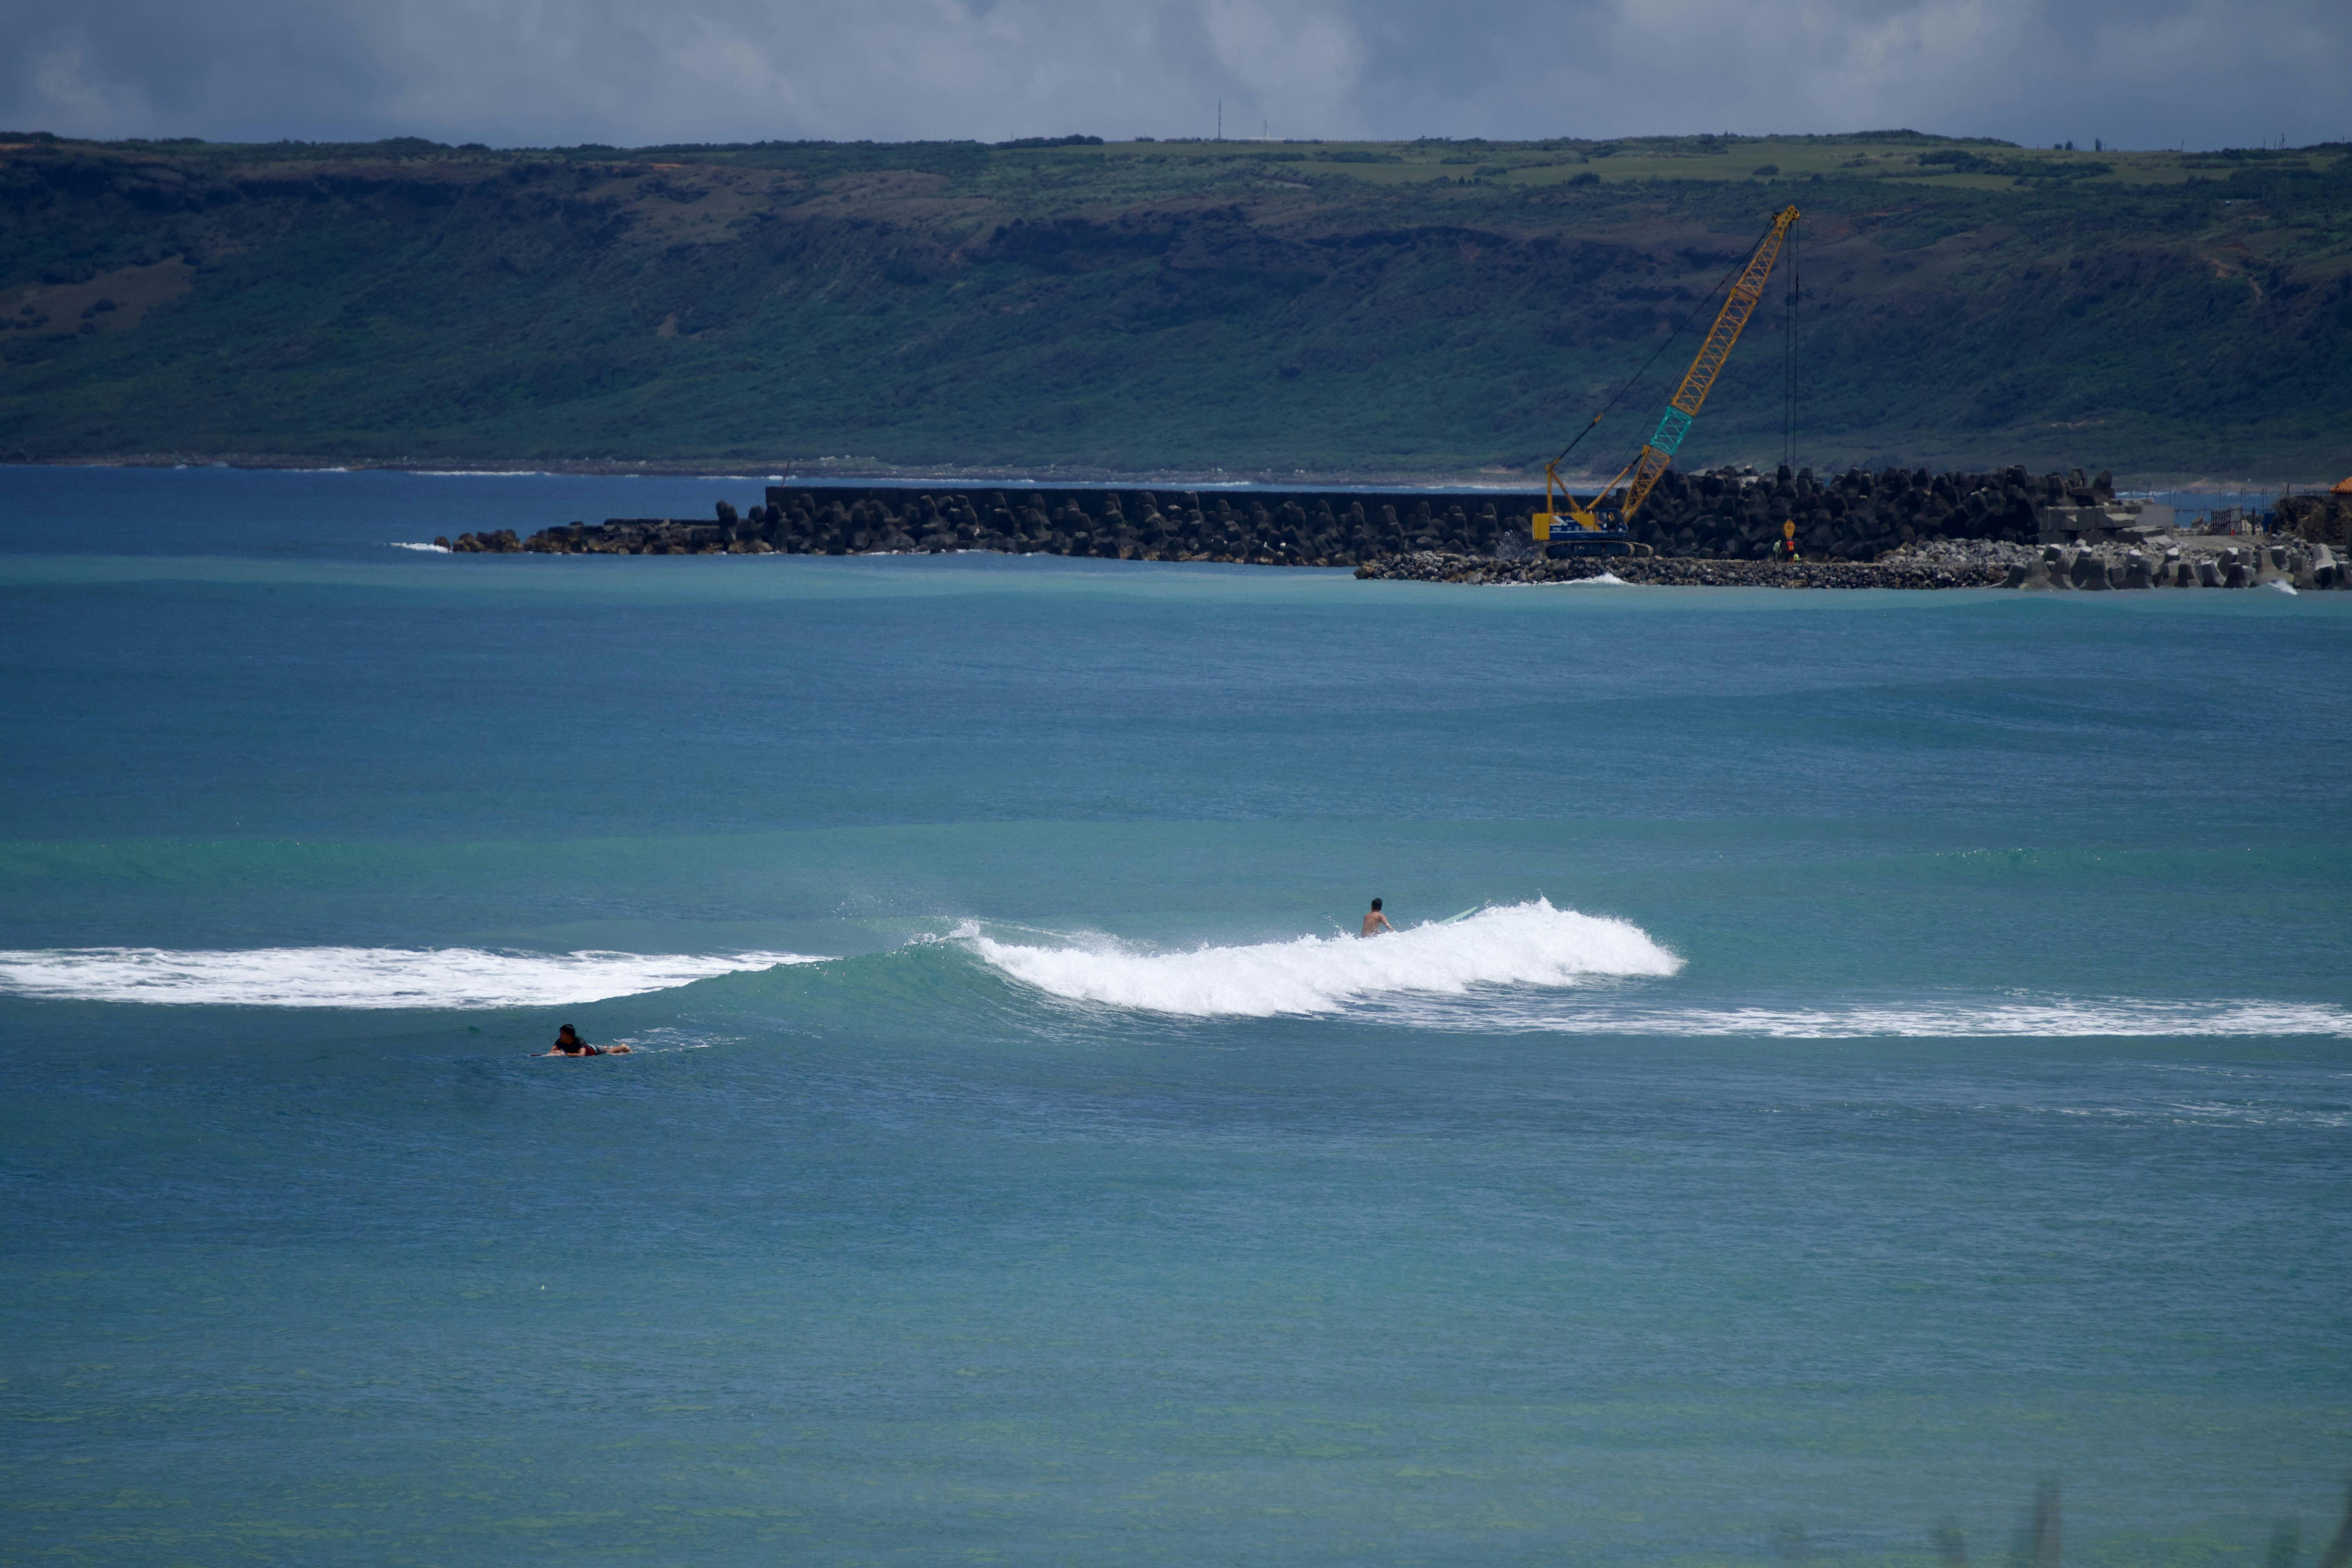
[446,529,522,553]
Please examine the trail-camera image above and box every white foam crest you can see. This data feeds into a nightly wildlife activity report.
[1396,996,2352,1038]
[963,898,1681,1017]
[0,946,818,1009]
[388,541,450,552]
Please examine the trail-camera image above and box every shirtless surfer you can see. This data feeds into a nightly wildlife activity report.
[1360,898,1396,937]
[545,1024,629,1056]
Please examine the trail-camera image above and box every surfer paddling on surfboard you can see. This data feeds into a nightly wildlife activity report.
[1360,898,1396,937]
[544,1024,629,1057]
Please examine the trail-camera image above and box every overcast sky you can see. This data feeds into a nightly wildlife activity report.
[4,0,2346,152]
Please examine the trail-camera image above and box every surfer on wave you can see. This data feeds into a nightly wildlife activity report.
[545,1024,628,1056]
[1360,898,1396,937]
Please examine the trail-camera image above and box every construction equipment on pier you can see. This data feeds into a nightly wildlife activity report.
[1535,204,1801,544]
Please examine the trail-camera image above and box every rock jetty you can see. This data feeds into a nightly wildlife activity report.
[451,485,1564,564]
[1901,534,2342,591]
[1359,536,2344,590]
[444,465,2151,567]
[1354,553,2007,589]
[436,469,2345,590]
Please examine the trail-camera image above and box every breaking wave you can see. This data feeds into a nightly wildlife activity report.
[0,946,818,1009]
[5,923,2340,1039]
[956,900,2345,1036]
[962,898,1681,1017]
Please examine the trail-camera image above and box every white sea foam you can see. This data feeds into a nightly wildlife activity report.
[1497,571,1628,589]
[1437,997,2352,1038]
[0,946,818,1009]
[964,898,1681,1017]
[959,901,2347,1036]
[601,1025,739,1053]
[389,541,450,552]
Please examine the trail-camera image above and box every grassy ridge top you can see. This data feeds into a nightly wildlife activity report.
[3,130,2348,479]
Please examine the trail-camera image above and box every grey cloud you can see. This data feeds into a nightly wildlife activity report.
[0,0,2345,149]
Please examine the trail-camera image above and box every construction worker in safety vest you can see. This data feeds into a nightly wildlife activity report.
[1772,519,1801,562]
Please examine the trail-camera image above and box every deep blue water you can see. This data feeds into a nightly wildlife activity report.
[2,465,2347,1567]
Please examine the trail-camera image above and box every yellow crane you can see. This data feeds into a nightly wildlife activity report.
[1535,203,1801,541]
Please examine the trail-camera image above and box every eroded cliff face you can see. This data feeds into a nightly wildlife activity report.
[4,133,2348,475]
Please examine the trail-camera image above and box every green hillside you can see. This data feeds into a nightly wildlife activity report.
[2,129,2349,481]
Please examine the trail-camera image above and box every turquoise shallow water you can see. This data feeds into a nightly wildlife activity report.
[2,467,2348,1566]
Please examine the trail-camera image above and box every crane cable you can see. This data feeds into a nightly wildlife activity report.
[1550,212,1786,470]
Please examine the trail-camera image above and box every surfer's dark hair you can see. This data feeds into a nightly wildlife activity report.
[1370,898,1381,911]
[557,1024,578,1037]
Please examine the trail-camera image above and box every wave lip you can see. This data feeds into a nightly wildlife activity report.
[964,898,1680,1018]
[0,946,817,1009]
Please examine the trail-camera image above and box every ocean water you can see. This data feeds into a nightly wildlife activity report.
[2,465,2347,1567]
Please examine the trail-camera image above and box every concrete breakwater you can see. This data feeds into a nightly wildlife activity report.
[452,483,1592,564]
[1997,538,2341,589]
[1887,535,2344,590]
[444,464,2150,566]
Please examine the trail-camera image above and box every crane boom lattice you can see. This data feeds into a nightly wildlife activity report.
[1537,203,1800,543]
[1619,204,1800,521]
